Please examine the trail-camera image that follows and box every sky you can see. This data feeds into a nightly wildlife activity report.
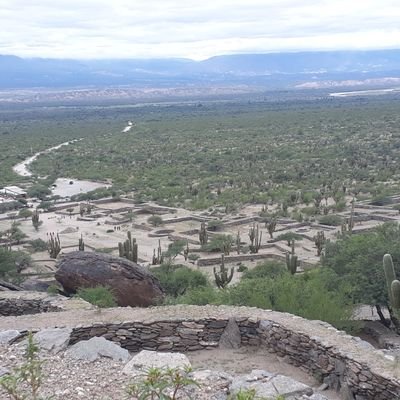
[1,0,400,60]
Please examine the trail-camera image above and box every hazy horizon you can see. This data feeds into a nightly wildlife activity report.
[1,0,400,60]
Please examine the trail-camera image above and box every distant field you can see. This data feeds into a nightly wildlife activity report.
[2,95,400,208]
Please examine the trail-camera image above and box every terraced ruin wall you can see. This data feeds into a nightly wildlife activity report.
[68,312,400,400]
[0,297,61,316]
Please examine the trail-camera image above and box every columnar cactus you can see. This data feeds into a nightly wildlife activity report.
[199,222,208,245]
[383,254,400,324]
[314,231,326,256]
[183,241,189,261]
[31,209,41,231]
[265,218,277,239]
[118,231,138,263]
[152,239,163,265]
[248,223,262,253]
[47,232,61,259]
[78,234,85,251]
[286,240,299,275]
[213,254,234,289]
[236,231,241,254]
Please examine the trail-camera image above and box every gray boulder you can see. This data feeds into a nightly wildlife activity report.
[123,350,191,375]
[218,318,241,349]
[230,370,313,399]
[33,328,72,353]
[66,337,129,362]
[0,330,20,345]
[55,251,164,307]
[0,367,10,377]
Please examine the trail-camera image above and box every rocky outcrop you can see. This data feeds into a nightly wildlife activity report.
[65,337,129,362]
[55,251,164,307]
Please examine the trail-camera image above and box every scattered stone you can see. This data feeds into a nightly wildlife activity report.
[230,370,313,399]
[0,330,20,345]
[55,251,164,307]
[0,367,10,377]
[218,318,241,349]
[33,328,72,353]
[123,350,191,375]
[66,337,129,362]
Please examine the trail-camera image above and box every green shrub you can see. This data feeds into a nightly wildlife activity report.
[28,239,48,252]
[147,215,163,227]
[152,264,208,297]
[207,220,223,231]
[127,366,197,400]
[276,232,303,246]
[242,261,288,280]
[318,214,343,226]
[202,234,233,253]
[77,286,117,308]
[0,332,47,400]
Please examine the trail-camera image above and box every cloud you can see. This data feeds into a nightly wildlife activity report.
[0,0,399,59]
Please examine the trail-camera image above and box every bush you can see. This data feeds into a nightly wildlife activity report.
[28,239,48,252]
[202,234,233,253]
[275,232,303,246]
[77,286,117,308]
[207,220,223,231]
[147,215,163,227]
[152,264,208,297]
[174,268,353,329]
[27,184,51,200]
[0,248,32,279]
[318,215,343,226]
[242,261,288,280]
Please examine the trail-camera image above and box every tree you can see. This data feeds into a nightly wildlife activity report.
[18,209,32,220]
[0,247,32,278]
[163,240,186,260]
[276,232,303,246]
[27,184,51,200]
[323,222,400,326]
[147,215,163,227]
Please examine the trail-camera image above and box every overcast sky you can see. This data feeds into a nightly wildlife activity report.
[1,0,400,59]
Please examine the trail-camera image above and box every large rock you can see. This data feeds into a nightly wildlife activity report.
[0,330,20,345]
[55,251,164,307]
[33,328,72,353]
[66,337,129,362]
[123,350,191,375]
[230,370,313,399]
[218,318,241,349]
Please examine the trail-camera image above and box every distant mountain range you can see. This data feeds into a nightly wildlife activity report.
[1,49,400,89]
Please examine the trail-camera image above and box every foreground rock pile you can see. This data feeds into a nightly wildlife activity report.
[0,332,330,400]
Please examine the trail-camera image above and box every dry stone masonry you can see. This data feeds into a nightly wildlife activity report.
[2,305,400,399]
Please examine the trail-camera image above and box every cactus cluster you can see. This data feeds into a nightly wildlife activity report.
[265,218,277,239]
[248,223,262,253]
[47,232,61,259]
[213,254,234,289]
[286,240,299,275]
[199,222,208,245]
[118,231,138,263]
[152,239,164,265]
[183,242,189,261]
[383,254,400,325]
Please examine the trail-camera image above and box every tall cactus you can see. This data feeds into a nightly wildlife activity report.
[314,231,326,256]
[47,232,61,259]
[152,239,164,265]
[383,254,400,326]
[31,209,42,231]
[265,218,277,239]
[213,254,234,289]
[286,240,299,275]
[78,234,85,251]
[236,231,241,254]
[199,222,208,245]
[118,231,138,263]
[248,223,262,253]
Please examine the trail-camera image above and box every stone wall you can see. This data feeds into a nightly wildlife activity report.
[0,298,61,316]
[66,311,400,400]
